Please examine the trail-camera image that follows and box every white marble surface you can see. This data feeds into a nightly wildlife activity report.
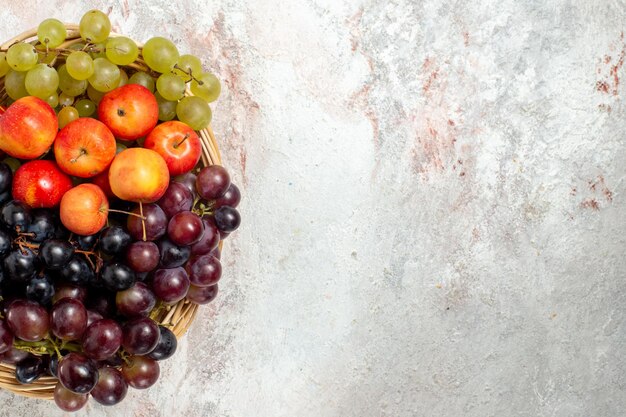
[1,1,625,416]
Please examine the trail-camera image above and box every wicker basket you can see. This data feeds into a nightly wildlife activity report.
[0,24,222,400]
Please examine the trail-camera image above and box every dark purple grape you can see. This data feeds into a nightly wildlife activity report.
[48,355,59,377]
[148,326,177,361]
[152,267,189,304]
[50,298,88,341]
[39,239,74,269]
[1,347,29,364]
[158,238,190,268]
[86,293,115,318]
[0,191,11,206]
[115,282,156,317]
[125,241,160,272]
[6,299,49,341]
[54,382,89,411]
[157,182,193,218]
[76,233,98,250]
[214,183,241,209]
[213,206,241,233]
[190,218,220,256]
[196,165,230,200]
[0,319,13,354]
[0,163,12,193]
[91,366,128,406]
[58,256,95,286]
[186,284,219,305]
[4,248,37,282]
[86,310,103,327]
[186,255,222,287]
[173,172,197,195]
[82,319,122,360]
[58,353,98,394]
[26,274,55,305]
[0,229,12,257]
[52,284,87,304]
[121,355,160,389]
[98,226,132,255]
[100,262,136,291]
[127,203,167,241]
[1,200,31,232]
[167,211,203,246]
[121,317,160,355]
[26,209,58,243]
[15,355,44,384]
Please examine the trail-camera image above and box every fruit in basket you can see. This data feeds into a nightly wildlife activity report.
[6,43,38,72]
[59,183,108,235]
[54,118,116,177]
[25,64,59,99]
[144,120,202,176]
[12,160,72,208]
[108,148,170,202]
[142,37,179,73]
[37,18,67,48]
[88,57,121,92]
[0,96,57,159]
[79,9,111,43]
[98,84,158,140]
[0,8,243,412]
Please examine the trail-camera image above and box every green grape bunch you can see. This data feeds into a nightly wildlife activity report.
[0,8,222,133]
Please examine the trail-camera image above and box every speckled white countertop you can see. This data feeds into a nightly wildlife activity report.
[0,1,624,416]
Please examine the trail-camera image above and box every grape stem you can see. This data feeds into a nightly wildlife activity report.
[12,338,81,357]
[139,201,146,242]
[173,64,202,84]
[106,208,146,219]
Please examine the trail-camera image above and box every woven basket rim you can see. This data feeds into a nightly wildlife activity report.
[0,23,222,400]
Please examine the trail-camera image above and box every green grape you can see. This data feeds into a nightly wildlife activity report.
[44,92,59,108]
[6,42,38,72]
[37,18,67,48]
[115,141,127,154]
[142,37,179,73]
[155,92,177,121]
[190,72,221,103]
[87,84,105,103]
[0,52,9,77]
[173,54,202,81]
[58,92,74,107]
[58,65,87,97]
[118,68,129,87]
[90,42,107,60]
[88,58,120,92]
[75,99,96,117]
[37,49,57,65]
[2,157,21,172]
[58,106,79,128]
[106,36,138,65]
[156,73,185,101]
[176,96,212,130]
[66,51,94,80]
[5,70,28,100]
[129,71,155,92]
[79,10,111,43]
[69,42,86,51]
[25,64,59,98]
